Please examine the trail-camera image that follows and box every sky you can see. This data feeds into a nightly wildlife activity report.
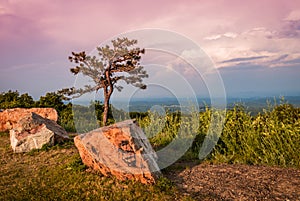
[1,0,300,100]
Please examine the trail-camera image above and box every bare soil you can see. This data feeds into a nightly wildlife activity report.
[166,162,300,201]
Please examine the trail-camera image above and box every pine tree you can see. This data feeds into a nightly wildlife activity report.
[59,38,148,125]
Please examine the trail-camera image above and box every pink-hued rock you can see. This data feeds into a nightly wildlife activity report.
[74,119,161,184]
[0,108,58,132]
[10,112,69,153]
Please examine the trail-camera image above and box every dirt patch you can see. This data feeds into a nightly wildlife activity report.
[166,163,300,201]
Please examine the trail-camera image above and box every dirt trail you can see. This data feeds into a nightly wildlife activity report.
[166,163,300,201]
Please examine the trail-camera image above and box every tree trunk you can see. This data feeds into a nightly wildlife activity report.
[102,94,110,126]
[102,85,113,126]
[102,69,113,126]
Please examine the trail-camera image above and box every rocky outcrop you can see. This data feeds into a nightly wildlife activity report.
[10,112,69,153]
[0,108,58,132]
[74,119,161,184]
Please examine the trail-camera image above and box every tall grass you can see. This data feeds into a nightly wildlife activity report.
[137,102,300,168]
[61,100,300,168]
[212,103,300,167]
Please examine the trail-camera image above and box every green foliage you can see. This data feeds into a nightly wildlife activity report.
[0,90,35,108]
[67,102,123,132]
[136,102,300,168]
[210,103,300,167]
[137,111,182,149]
[59,103,76,132]
[66,154,87,172]
[35,92,65,112]
[129,111,148,119]
[154,177,174,192]
[1,88,299,168]
[27,144,51,156]
[18,93,35,108]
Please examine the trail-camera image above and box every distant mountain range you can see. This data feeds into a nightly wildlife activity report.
[68,96,300,115]
[112,96,300,114]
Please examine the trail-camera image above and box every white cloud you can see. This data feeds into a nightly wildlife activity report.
[204,34,222,40]
[204,32,237,41]
[223,32,238,38]
[201,24,300,69]
[243,27,274,38]
[284,10,300,21]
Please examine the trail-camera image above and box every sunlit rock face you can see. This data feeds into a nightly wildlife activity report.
[74,119,161,184]
[0,108,58,132]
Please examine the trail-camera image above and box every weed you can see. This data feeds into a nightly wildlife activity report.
[155,176,174,192]
[66,154,87,172]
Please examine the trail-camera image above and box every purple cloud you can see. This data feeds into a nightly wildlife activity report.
[277,19,300,38]
[221,56,269,64]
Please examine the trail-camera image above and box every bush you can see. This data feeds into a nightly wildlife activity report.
[136,102,300,168]
[211,103,300,167]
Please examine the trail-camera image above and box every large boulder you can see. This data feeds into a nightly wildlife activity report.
[74,119,161,184]
[0,108,58,132]
[10,112,69,153]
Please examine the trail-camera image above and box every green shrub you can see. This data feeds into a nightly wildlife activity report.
[136,102,300,168]
[211,103,300,167]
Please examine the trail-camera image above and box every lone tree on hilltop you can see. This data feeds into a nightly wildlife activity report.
[59,38,148,125]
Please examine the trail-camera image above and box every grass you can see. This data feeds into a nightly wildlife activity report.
[1,101,299,200]
[211,103,300,167]
[136,102,300,168]
[58,99,300,168]
[0,132,192,201]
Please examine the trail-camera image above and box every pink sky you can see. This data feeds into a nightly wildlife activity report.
[1,0,300,98]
